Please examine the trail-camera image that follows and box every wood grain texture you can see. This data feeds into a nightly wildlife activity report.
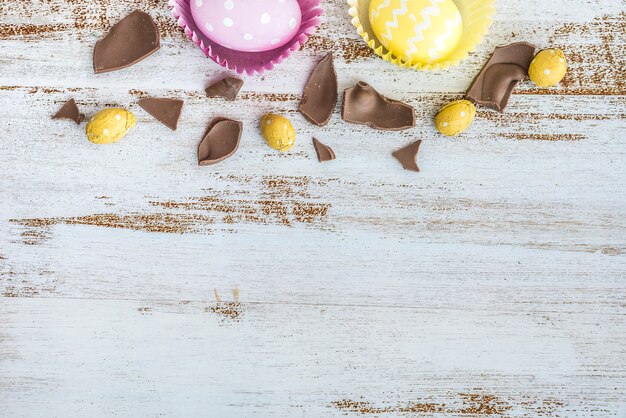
[1,0,625,416]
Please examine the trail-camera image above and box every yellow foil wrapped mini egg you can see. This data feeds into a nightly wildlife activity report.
[435,99,476,136]
[260,114,296,152]
[529,49,567,88]
[368,0,463,65]
[86,108,136,144]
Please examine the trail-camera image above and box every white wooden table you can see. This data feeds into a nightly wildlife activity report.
[1,0,625,416]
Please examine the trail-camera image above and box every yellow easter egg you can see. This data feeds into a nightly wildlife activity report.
[369,0,463,65]
[434,99,476,136]
[260,114,296,152]
[86,108,136,144]
[529,48,567,88]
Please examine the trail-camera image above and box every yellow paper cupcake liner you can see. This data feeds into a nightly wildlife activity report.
[348,0,496,71]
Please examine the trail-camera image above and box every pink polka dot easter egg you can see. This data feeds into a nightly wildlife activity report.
[191,0,302,52]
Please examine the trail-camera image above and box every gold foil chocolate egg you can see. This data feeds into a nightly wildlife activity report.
[435,99,476,136]
[529,49,567,88]
[260,114,296,152]
[86,108,136,144]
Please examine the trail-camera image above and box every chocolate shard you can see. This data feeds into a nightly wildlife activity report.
[312,138,336,162]
[299,53,338,127]
[342,82,415,131]
[93,10,160,74]
[138,98,184,131]
[198,117,243,166]
[392,140,422,172]
[52,98,84,124]
[205,77,244,101]
[466,42,536,112]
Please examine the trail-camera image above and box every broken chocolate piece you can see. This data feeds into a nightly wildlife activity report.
[299,53,338,127]
[138,98,184,131]
[392,140,422,172]
[93,10,160,74]
[342,82,415,131]
[312,138,336,162]
[198,117,243,166]
[52,98,84,124]
[205,77,244,101]
[465,42,536,112]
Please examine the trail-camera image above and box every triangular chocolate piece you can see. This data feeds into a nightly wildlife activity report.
[198,117,243,166]
[205,77,244,101]
[94,10,160,74]
[299,53,338,127]
[52,98,84,124]
[392,140,422,172]
[312,138,336,162]
[138,98,184,131]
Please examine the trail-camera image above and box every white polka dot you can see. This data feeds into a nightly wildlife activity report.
[559,58,564,63]
[103,129,109,135]
[544,69,551,75]
[261,13,271,24]
[196,0,203,6]
[550,49,556,54]
[116,114,121,120]
[270,38,281,45]
[243,33,253,40]
[288,18,297,29]
[224,0,234,10]
[443,122,448,127]
[266,120,272,125]
[223,17,233,27]
[205,22,214,32]
[460,111,466,117]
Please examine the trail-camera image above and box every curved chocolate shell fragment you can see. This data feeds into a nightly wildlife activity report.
[52,98,84,124]
[392,140,422,172]
[138,98,184,131]
[299,53,338,127]
[198,117,243,166]
[312,138,335,162]
[205,77,244,101]
[342,82,415,131]
[94,10,160,74]
[465,42,536,112]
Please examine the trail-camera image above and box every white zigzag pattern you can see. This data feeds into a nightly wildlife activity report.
[370,0,391,21]
[381,0,410,42]
[405,0,445,58]
[428,12,462,60]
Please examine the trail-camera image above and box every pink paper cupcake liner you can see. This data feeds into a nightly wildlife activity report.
[169,0,324,76]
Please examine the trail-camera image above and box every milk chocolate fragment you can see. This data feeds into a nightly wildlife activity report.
[205,77,244,101]
[342,82,415,131]
[138,98,184,131]
[299,53,338,127]
[52,98,84,124]
[312,138,335,162]
[392,140,422,172]
[466,42,536,112]
[198,117,243,166]
[93,10,160,74]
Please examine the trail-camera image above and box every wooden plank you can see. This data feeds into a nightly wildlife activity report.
[1,297,625,417]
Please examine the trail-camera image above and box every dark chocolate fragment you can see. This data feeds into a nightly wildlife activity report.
[299,53,338,127]
[205,77,244,101]
[52,98,84,124]
[138,98,184,131]
[342,82,415,131]
[392,140,422,172]
[465,42,536,112]
[93,10,160,74]
[312,138,336,162]
[198,117,243,166]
